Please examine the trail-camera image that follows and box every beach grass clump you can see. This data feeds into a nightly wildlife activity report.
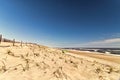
[6,50,15,56]
[0,61,7,72]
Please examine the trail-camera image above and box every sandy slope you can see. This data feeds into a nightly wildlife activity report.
[0,42,120,80]
[68,50,120,64]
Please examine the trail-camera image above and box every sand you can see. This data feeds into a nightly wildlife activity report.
[68,50,120,64]
[0,42,120,80]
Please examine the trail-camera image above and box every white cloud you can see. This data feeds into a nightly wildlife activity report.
[83,38,120,48]
[90,38,120,44]
[51,38,120,48]
[111,33,120,38]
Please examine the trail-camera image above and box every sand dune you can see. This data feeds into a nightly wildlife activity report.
[68,50,120,64]
[0,42,120,80]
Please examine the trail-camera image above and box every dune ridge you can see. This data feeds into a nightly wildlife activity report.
[0,42,120,80]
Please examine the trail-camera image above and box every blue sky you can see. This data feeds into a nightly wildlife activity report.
[0,0,120,47]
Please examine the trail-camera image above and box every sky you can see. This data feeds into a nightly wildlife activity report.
[0,0,120,48]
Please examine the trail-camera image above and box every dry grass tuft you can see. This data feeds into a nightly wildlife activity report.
[53,66,71,80]
[0,61,7,72]
[6,50,15,57]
